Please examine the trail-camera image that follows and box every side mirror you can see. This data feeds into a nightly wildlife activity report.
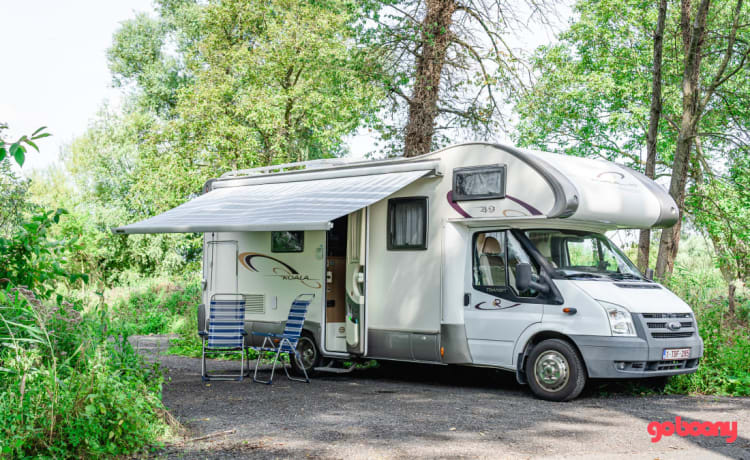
[515,263,550,294]
[645,268,654,281]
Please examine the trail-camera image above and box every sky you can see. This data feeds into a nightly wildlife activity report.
[1,1,569,173]
[1,0,153,172]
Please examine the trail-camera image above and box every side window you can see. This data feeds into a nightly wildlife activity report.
[507,233,539,297]
[387,197,427,250]
[473,231,507,294]
[271,231,304,252]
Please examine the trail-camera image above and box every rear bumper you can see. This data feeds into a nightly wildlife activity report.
[569,335,703,379]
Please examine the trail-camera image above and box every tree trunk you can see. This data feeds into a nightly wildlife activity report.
[403,0,456,157]
[638,0,668,273]
[728,281,736,316]
[655,0,711,278]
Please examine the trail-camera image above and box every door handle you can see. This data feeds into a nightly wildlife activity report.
[326,271,333,283]
[463,293,471,306]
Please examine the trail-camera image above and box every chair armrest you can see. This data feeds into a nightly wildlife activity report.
[252,331,283,338]
[198,331,207,337]
[241,330,248,336]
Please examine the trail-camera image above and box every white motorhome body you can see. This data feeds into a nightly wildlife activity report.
[115,143,703,401]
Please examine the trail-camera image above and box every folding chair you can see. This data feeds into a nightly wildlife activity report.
[200,294,248,381]
[252,294,315,384]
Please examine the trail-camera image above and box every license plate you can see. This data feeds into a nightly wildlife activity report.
[662,348,690,360]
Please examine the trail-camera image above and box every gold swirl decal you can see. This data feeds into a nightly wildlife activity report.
[238,252,322,289]
[502,209,527,217]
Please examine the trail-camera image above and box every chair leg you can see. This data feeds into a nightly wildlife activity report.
[239,340,245,382]
[281,338,309,383]
[201,337,208,381]
[253,337,282,385]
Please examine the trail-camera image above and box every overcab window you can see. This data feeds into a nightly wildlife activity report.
[387,197,428,250]
[453,165,506,201]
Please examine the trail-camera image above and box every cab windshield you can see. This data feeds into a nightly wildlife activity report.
[523,230,644,281]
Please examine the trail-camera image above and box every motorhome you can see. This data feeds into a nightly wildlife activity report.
[114,142,703,401]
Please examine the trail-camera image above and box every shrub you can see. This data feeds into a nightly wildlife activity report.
[0,286,169,458]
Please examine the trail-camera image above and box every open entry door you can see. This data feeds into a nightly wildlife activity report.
[345,209,366,354]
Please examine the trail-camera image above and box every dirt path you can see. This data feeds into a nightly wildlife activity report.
[133,336,750,459]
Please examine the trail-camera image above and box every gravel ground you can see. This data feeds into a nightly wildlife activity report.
[132,335,750,459]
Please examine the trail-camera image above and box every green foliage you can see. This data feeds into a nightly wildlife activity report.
[0,160,30,238]
[514,0,750,173]
[173,0,384,166]
[664,274,750,396]
[29,109,202,287]
[0,208,88,299]
[0,123,50,168]
[109,279,201,336]
[686,153,750,300]
[0,286,169,458]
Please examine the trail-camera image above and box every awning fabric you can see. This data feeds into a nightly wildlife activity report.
[112,169,431,234]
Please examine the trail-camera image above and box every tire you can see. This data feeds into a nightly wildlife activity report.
[525,338,587,402]
[290,334,321,377]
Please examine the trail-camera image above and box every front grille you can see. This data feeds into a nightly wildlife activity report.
[640,313,696,340]
[617,358,700,372]
[654,360,687,371]
[652,331,694,339]
[642,313,691,319]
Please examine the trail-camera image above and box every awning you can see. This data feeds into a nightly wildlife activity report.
[112,169,433,234]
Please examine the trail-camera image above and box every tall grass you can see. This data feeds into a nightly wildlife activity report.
[0,286,171,457]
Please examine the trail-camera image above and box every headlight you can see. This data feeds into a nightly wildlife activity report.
[600,301,636,337]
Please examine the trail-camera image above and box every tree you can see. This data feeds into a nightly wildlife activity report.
[363,0,552,156]
[638,0,668,272]
[514,0,750,276]
[688,153,750,314]
[655,0,749,278]
[175,0,385,167]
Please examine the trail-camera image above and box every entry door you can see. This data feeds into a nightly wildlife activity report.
[464,230,543,367]
[345,209,366,354]
[206,239,239,296]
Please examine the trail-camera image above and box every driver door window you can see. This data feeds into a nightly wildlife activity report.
[473,231,539,298]
[474,232,507,291]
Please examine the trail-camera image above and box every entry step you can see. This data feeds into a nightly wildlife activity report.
[313,364,357,374]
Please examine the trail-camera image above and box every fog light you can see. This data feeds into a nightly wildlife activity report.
[616,361,626,370]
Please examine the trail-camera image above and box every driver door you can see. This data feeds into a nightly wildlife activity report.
[464,230,543,367]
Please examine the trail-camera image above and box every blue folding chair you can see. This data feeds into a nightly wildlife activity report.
[252,294,315,384]
[200,294,248,381]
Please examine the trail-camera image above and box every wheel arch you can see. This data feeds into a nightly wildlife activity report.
[515,330,587,384]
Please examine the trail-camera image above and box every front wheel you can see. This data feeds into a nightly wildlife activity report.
[525,338,587,401]
[290,334,320,377]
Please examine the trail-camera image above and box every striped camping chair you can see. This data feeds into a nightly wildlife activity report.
[252,294,315,384]
[200,294,248,381]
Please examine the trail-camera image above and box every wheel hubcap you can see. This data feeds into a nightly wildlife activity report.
[297,338,316,369]
[534,350,569,392]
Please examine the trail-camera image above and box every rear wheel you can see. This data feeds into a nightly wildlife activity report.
[525,338,587,401]
[290,334,320,377]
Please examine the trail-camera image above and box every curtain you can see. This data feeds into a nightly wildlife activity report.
[392,200,425,247]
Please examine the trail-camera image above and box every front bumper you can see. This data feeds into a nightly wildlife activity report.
[570,334,703,378]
